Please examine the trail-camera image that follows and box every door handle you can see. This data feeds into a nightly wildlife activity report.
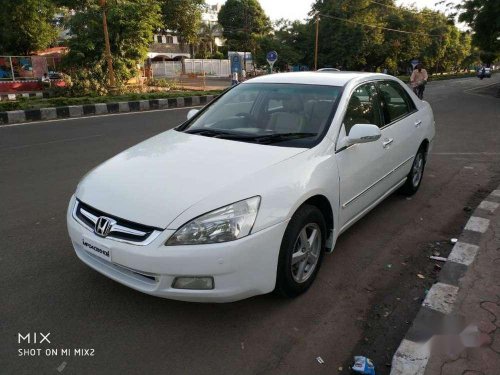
[382,138,394,148]
[414,120,422,128]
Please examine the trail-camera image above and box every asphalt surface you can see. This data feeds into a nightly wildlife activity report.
[1,76,500,375]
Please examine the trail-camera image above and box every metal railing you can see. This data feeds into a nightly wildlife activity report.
[151,59,230,78]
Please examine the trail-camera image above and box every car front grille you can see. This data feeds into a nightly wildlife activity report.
[73,199,162,245]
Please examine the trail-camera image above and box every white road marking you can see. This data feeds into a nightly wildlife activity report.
[422,283,459,315]
[464,216,490,233]
[0,134,103,151]
[447,242,479,266]
[478,200,499,213]
[390,339,431,375]
[0,106,203,129]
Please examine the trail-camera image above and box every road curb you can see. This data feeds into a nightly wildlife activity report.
[0,94,216,125]
[390,186,500,375]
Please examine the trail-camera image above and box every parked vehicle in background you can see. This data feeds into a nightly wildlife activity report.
[317,68,340,72]
[67,72,435,303]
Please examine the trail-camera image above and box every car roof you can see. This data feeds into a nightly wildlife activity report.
[243,71,391,87]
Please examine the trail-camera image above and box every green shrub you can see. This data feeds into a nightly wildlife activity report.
[147,78,172,88]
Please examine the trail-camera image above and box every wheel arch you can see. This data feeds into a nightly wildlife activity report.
[296,194,334,239]
[420,138,430,162]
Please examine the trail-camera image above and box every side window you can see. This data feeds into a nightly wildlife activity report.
[378,81,416,125]
[343,83,382,135]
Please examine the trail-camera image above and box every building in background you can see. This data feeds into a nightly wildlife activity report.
[148,3,226,61]
[148,31,191,61]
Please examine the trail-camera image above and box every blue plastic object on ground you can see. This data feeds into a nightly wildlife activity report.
[352,356,375,374]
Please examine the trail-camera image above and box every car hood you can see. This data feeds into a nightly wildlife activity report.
[76,130,306,228]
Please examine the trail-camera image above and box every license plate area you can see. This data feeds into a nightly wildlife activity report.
[81,236,111,261]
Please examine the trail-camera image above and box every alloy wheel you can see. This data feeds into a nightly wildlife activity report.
[412,153,424,187]
[291,223,322,283]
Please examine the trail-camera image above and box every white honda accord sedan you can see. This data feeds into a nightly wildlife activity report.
[67,72,435,302]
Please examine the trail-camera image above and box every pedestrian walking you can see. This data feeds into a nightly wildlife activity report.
[410,63,428,100]
[231,71,239,86]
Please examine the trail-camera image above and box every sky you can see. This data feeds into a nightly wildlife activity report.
[206,0,462,22]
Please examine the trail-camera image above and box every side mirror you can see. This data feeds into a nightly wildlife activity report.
[187,109,199,120]
[343,124,381,147]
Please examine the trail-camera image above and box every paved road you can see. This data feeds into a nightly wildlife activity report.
[1,76,500,375]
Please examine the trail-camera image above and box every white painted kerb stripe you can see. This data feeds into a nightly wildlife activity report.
[447,242,479,266]
[491,190,500,198]
[464,216,490,233]
[478,200,499,213]
[422,283,459,315]
[390,339,431,375]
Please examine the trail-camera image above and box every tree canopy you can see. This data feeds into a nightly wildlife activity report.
[0,0,59,55]
[459,0,500,63]
[303,0,473,73]
[218,0,271,55]
[159,0,204,45]
[63,0,162,85]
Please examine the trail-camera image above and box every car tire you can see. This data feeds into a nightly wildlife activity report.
[400,146,426,196]
[275,205,326,298]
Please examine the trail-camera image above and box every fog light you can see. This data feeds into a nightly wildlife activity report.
[172,277,214,290]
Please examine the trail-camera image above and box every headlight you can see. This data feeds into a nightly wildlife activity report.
[165,196,261,245]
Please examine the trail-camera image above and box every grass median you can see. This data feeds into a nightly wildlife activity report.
[0,89,224,112]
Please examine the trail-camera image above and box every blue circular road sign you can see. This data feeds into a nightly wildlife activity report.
[266,51,278,64]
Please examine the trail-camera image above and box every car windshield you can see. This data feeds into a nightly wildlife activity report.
[178,83,342,147]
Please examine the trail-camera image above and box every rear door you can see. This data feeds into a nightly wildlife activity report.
[377,80,422,183]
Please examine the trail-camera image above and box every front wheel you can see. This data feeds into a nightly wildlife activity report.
[275,205,326,298]
[400,147,426,196]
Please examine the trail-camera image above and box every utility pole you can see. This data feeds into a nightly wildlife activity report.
[314,15,320,71]
[99,0,116,88]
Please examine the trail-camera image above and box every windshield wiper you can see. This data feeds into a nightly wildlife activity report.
[185,128,253,139]
[248,133,317,144]
[184,129,317,144]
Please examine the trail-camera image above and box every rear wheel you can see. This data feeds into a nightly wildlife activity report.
[400,146,426,196]
[275,205,326,297]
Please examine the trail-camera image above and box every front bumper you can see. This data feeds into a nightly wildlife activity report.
[67,196,288,302]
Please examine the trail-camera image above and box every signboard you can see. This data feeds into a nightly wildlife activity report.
[266,51,278,74]
[266,51,278,64]
[231,54,241,73]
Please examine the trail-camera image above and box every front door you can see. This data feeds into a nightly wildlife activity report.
[336,82,394,229]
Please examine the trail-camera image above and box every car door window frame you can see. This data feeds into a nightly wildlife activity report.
[335,80,384,153]
[376,80,418,128]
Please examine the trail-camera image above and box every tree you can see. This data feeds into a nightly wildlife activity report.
[256,20,309,70]
[0,0,59,55]
[198,21,222,58]
[218,0,271,63]
[309,0,388,70]
[459,0,500,64]
[63,0,162,88]
[159,0,203,46]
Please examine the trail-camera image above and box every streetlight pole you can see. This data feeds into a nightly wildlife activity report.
[314,15,320,71]
[99,0,116,88]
